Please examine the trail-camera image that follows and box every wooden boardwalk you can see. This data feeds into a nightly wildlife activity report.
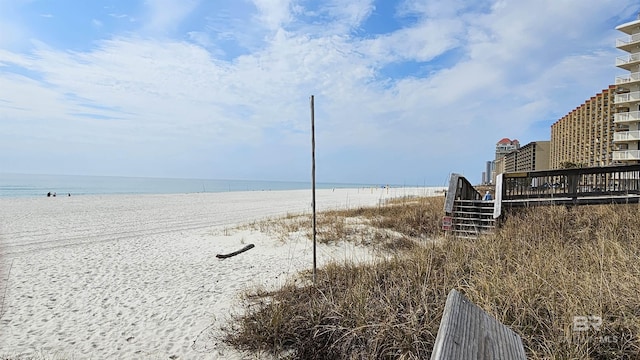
[444,164,640,238]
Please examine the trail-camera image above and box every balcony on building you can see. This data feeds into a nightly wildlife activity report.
[614,110,640,123]
[614,91,640,105]
[613,149,640,161]
[616,17,640,47]
[613,130,640,142]
[616,71,640,85]
[615,32,640,52]
[616,18,640,35]
[616,53,640,71]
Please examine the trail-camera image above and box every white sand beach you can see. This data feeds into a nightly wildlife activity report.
[0,187,443,359]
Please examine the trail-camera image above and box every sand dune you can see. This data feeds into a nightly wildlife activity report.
[0,187,442,359]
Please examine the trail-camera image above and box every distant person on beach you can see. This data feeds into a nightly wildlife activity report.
[483,191,493,201]
[47,192,51,197]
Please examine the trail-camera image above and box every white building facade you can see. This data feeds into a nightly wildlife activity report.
[614,15,640,163]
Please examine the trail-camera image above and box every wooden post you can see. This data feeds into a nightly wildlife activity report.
[493,173,503,219]
[310,95,317,284]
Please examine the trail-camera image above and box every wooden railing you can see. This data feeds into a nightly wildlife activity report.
[444,173,482,214]
[501,164,640,200]
[444,165,640,230]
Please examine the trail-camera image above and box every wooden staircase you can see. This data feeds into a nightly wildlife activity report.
[450,199,496,239]
[444,165,640,239]
[444,174,498,239]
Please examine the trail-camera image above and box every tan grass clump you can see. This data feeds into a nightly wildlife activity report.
[223,201,640,359]
[242,197,445,250]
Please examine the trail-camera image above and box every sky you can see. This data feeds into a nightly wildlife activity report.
[0,0,638,186]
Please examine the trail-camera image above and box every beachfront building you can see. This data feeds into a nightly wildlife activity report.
[488,138,520,183]
[550,86,616,169]
[502,141,550,173]
[481,160,495,185]
[613,15,640,163]
[517,141,550,171]
[484,161,493,184]
[503,151,516,173]
[495,138,520,159]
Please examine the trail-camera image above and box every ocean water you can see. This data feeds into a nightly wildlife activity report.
[0,173,384,198]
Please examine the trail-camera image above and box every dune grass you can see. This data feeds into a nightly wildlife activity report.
[222,197,640,359]
[242,196,443,251]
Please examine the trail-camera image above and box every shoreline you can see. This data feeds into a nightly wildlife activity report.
[0,172,435,199]
[0,187,443,359]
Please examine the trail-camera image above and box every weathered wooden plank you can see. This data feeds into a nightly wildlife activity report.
[444,173,461,214]
[444,173,483,214]
[431,289,527,360]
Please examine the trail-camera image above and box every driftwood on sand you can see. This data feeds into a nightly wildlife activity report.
[216,244,255,259]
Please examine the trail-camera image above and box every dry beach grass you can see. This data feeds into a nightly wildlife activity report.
[242,196,443,250]
[224,197,640,359]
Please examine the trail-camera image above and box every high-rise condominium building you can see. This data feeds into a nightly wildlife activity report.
[550,86,616,169]
[490,138,520,183]
[495,138,520,159]
[614,14,640,163]
[503,141,550,173]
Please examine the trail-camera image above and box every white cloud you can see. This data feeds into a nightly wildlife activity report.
[360,17,464,64]
[251,0,293,30]
[109,13,136,22]
[187,31,212,47]
[142,0,200,34]
[397,0,469,18]
[321,0,375,33]
[0,0,30,49]
[0,0,638,183]
[0,21,24,48]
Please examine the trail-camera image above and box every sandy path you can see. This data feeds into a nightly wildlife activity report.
[0,187,442,359]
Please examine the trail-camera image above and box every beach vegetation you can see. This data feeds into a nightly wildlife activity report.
[222,198,640,359]
[241,196,443,251]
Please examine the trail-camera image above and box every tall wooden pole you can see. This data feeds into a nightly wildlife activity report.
[311,95,317,284]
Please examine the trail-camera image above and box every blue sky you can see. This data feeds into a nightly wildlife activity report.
[0,0,638,185]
